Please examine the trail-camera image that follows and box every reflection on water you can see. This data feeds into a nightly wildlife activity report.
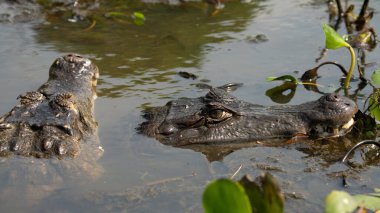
[35,1,266,99]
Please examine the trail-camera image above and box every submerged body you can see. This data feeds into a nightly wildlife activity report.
[0,54,103,204]
[140,88,358,146]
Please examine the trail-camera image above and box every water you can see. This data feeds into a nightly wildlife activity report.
[0,0,379,212]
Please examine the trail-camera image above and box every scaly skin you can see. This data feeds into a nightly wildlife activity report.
[139,88,358,146]
[0,54,99,158]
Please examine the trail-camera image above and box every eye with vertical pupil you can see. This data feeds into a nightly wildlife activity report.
[208,109,232,120]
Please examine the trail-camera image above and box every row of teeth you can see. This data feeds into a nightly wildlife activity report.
[314,118,354,137]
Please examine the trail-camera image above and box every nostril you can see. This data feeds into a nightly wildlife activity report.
[325,93,340,102]
[64,54,83,63]
[158,124,177,135]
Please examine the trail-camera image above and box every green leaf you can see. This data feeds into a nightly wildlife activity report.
[266,75,299,84]
[353,194,380,211]
[369,92,380,121]
[203,179,252,213]
[105,12,128,18]
[325,190,358,213]
[369,192,380,197]
[132,12,145,26]
[322,24,350,50]
[239,174,284,213]
[371,70,380,85]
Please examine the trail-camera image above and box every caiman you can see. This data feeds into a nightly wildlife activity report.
[0,54,103,205]
[139,88,358,146]
[0,54,100,158]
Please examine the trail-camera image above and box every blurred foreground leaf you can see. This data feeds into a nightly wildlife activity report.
[239,174,284,213]
[203,179,251,213]
[325,189,380,213]
[353,194,380,211]
[202,173,284,213]
[325,191,357,213]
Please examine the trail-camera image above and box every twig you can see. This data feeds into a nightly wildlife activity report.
[356,0,370,31]
[84,19,97,31]
[335,0,343,17]
[358,0,370,22]
[230,164,243,179]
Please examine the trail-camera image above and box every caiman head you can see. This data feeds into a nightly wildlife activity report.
[40,54,99,99]
[0,54,99,158]
[139,88,358,146]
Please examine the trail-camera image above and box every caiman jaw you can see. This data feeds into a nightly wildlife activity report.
[332,118,355,137]
[341,118,355,131]
[313,118,355,138]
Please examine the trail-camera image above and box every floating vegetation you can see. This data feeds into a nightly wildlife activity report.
[203,173,284,213]
[322,23,355,89]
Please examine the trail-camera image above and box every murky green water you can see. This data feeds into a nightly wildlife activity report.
[0,0,379,212]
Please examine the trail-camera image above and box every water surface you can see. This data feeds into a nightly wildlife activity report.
[0,0,379,212]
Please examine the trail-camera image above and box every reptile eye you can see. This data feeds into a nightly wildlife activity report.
[208,109,232,121]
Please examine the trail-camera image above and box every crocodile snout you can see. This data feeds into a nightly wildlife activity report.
[157,123,178,135]
[63,54,86,64]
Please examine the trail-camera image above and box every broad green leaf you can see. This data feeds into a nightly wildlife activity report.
[371,70,380,85]
[369,92,380,121]
[265,82,297,104]
[266,75,299,84]
[322,24,350,50]
[203,179,251,213]
[132,12,145,26]
[353,194,380,211]
[239,174,284,213]
[325,190,358,213]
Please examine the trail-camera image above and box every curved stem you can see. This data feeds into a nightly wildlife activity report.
[344,46,356,89]
[316,61,348,76]
[341,140,380,164]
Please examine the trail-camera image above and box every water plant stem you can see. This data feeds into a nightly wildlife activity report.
[341,140,380,164]
[344,46,356,89]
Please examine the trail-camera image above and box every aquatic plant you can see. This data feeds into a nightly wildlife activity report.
[202,173,284,213]
[322,23,356,89]
[203,179,251,213]
[132,12,145,26]
[325,189,380,213]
